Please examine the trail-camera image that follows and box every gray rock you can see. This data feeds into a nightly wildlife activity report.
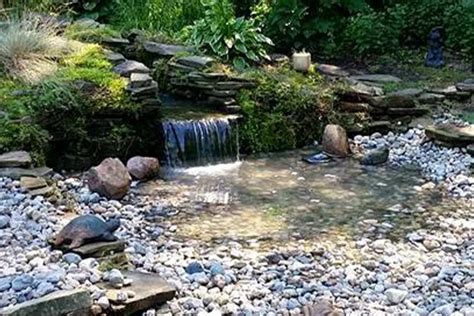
[385,288,408,304]
[97,296,110,309]
[351,74,402,84]
[129,73,152,89]
[12,275,34,291]
[0,277,12,291]
[176,56,214,69]
[113,60,150,77]
[0,215,10,228]
[360,147,389,165]
[33,282,55,298]
[143,42,192,57]
[63,253,82,265]
[106,269,124,288]
[0,151,32,168]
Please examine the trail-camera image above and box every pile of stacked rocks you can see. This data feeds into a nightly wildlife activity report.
[165,55,256,113]
[109,56,160,106]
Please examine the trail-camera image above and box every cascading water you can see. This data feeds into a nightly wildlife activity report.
[162,116,239,167]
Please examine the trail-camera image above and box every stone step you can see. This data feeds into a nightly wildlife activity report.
[176,56,214,69]
[337,102,370,113]
[129,73,152,89]
[113,60,150,77]
[143,41,192,57]
[72,240,127,258]
[387,107,429,117]
[425,125,474,147]
[0,167,52,180]
[0,151,32,168]
[99,271,175,316]
[20,176,48,190]
[0,289,91,316]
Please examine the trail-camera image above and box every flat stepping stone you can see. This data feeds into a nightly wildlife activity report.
[99,271,175,315]
[388,107,429,117]
[350,74,402,83]
[176,56,214,69]
[105,51,126,65]
[0,167,52,180]
[338,102,370,113]
[29,186,54,197]
[0,289,91,316]
[0,151,32,168]
[317,64,349,77]
[456,79,474,92]
[113,60,150,77]
[341,82,384,102]
[128,81,158,100]
[143,41,192,57]
[418,93,446,104]
[425,125,474,147]
[102,37,130,47]
[20,176,47,190]
[129,73,152,89]
[73,240,126,258]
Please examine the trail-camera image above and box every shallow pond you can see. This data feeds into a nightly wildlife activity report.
[143,149,468,248]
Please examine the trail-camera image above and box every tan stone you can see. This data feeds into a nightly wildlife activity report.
[322,124,350,157]
[126,156,160,180]
[87,158,131,200]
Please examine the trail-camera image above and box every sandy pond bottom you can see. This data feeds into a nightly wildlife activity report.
[138,149,467,249]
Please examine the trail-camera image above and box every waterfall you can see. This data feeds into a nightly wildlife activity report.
[162,116,239,167]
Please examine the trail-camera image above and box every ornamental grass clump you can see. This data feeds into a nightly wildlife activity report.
[0,14,71,83]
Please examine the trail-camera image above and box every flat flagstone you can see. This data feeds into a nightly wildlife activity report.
[129,73,153,89]
[425,125,474,147]
[0,151,32,168]
[99,271,175,315]
[317,64,349,77]
[0,167,52,180]
[176,56,214,69]
[143,41,192,57]
[350,74,402,83]
[0,289,91,316]
[20,176,47,190]
[113,60,150,77]
[73,240,126,258]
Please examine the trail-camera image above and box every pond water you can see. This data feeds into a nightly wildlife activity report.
[143,149,467,248]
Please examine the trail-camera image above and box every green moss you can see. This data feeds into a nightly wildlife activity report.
[238,66,336,154]
[63,24,121,43]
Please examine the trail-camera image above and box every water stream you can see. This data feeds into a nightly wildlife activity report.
[162,116,239,167]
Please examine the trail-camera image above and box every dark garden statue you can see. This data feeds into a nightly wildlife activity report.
[425,26,445,68]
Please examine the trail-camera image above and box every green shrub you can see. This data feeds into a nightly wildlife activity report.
[184,0,273,69]
[238,66,335,153]
[63,23,121,43]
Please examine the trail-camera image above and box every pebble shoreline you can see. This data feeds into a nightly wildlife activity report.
[0,126,473,315]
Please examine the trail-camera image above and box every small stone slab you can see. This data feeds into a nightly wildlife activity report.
[387,107,429,117]
[20,176,47,190]
[113,60,150,77]
[129,73,152,89]
[425,125,474,147]
[102,37,130,47]
[317,64,349,77]
[0,289,91,316]
[418,93,445,104]
[100,271,176,316]
[176,56,214,69]
[338,102,370,113]
[0,167,52,180]
[0,151,32,168]
[73,240,126,258]
[28,186,53,197]
[456,81,474,93]
[105,51,126,65]
[350,74,402,83]
[143,41,192,57]
[341,82,384,102]
[129,81,158,100]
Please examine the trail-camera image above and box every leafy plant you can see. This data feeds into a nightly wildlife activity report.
[238,66,336,153]
[185,0,273,69]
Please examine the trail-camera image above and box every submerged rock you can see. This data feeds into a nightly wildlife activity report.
[360,147,389,165]
[303,152,332,164]
[322,125,350,158]
[87,158,131,200]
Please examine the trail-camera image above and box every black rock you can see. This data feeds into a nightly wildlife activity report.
[360,147,389,165]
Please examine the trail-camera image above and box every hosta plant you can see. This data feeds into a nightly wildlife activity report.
[185,0,273,70]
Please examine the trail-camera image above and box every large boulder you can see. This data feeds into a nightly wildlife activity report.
[322,125,350,157]
[126,156,160,180]
[87,158,131,200]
